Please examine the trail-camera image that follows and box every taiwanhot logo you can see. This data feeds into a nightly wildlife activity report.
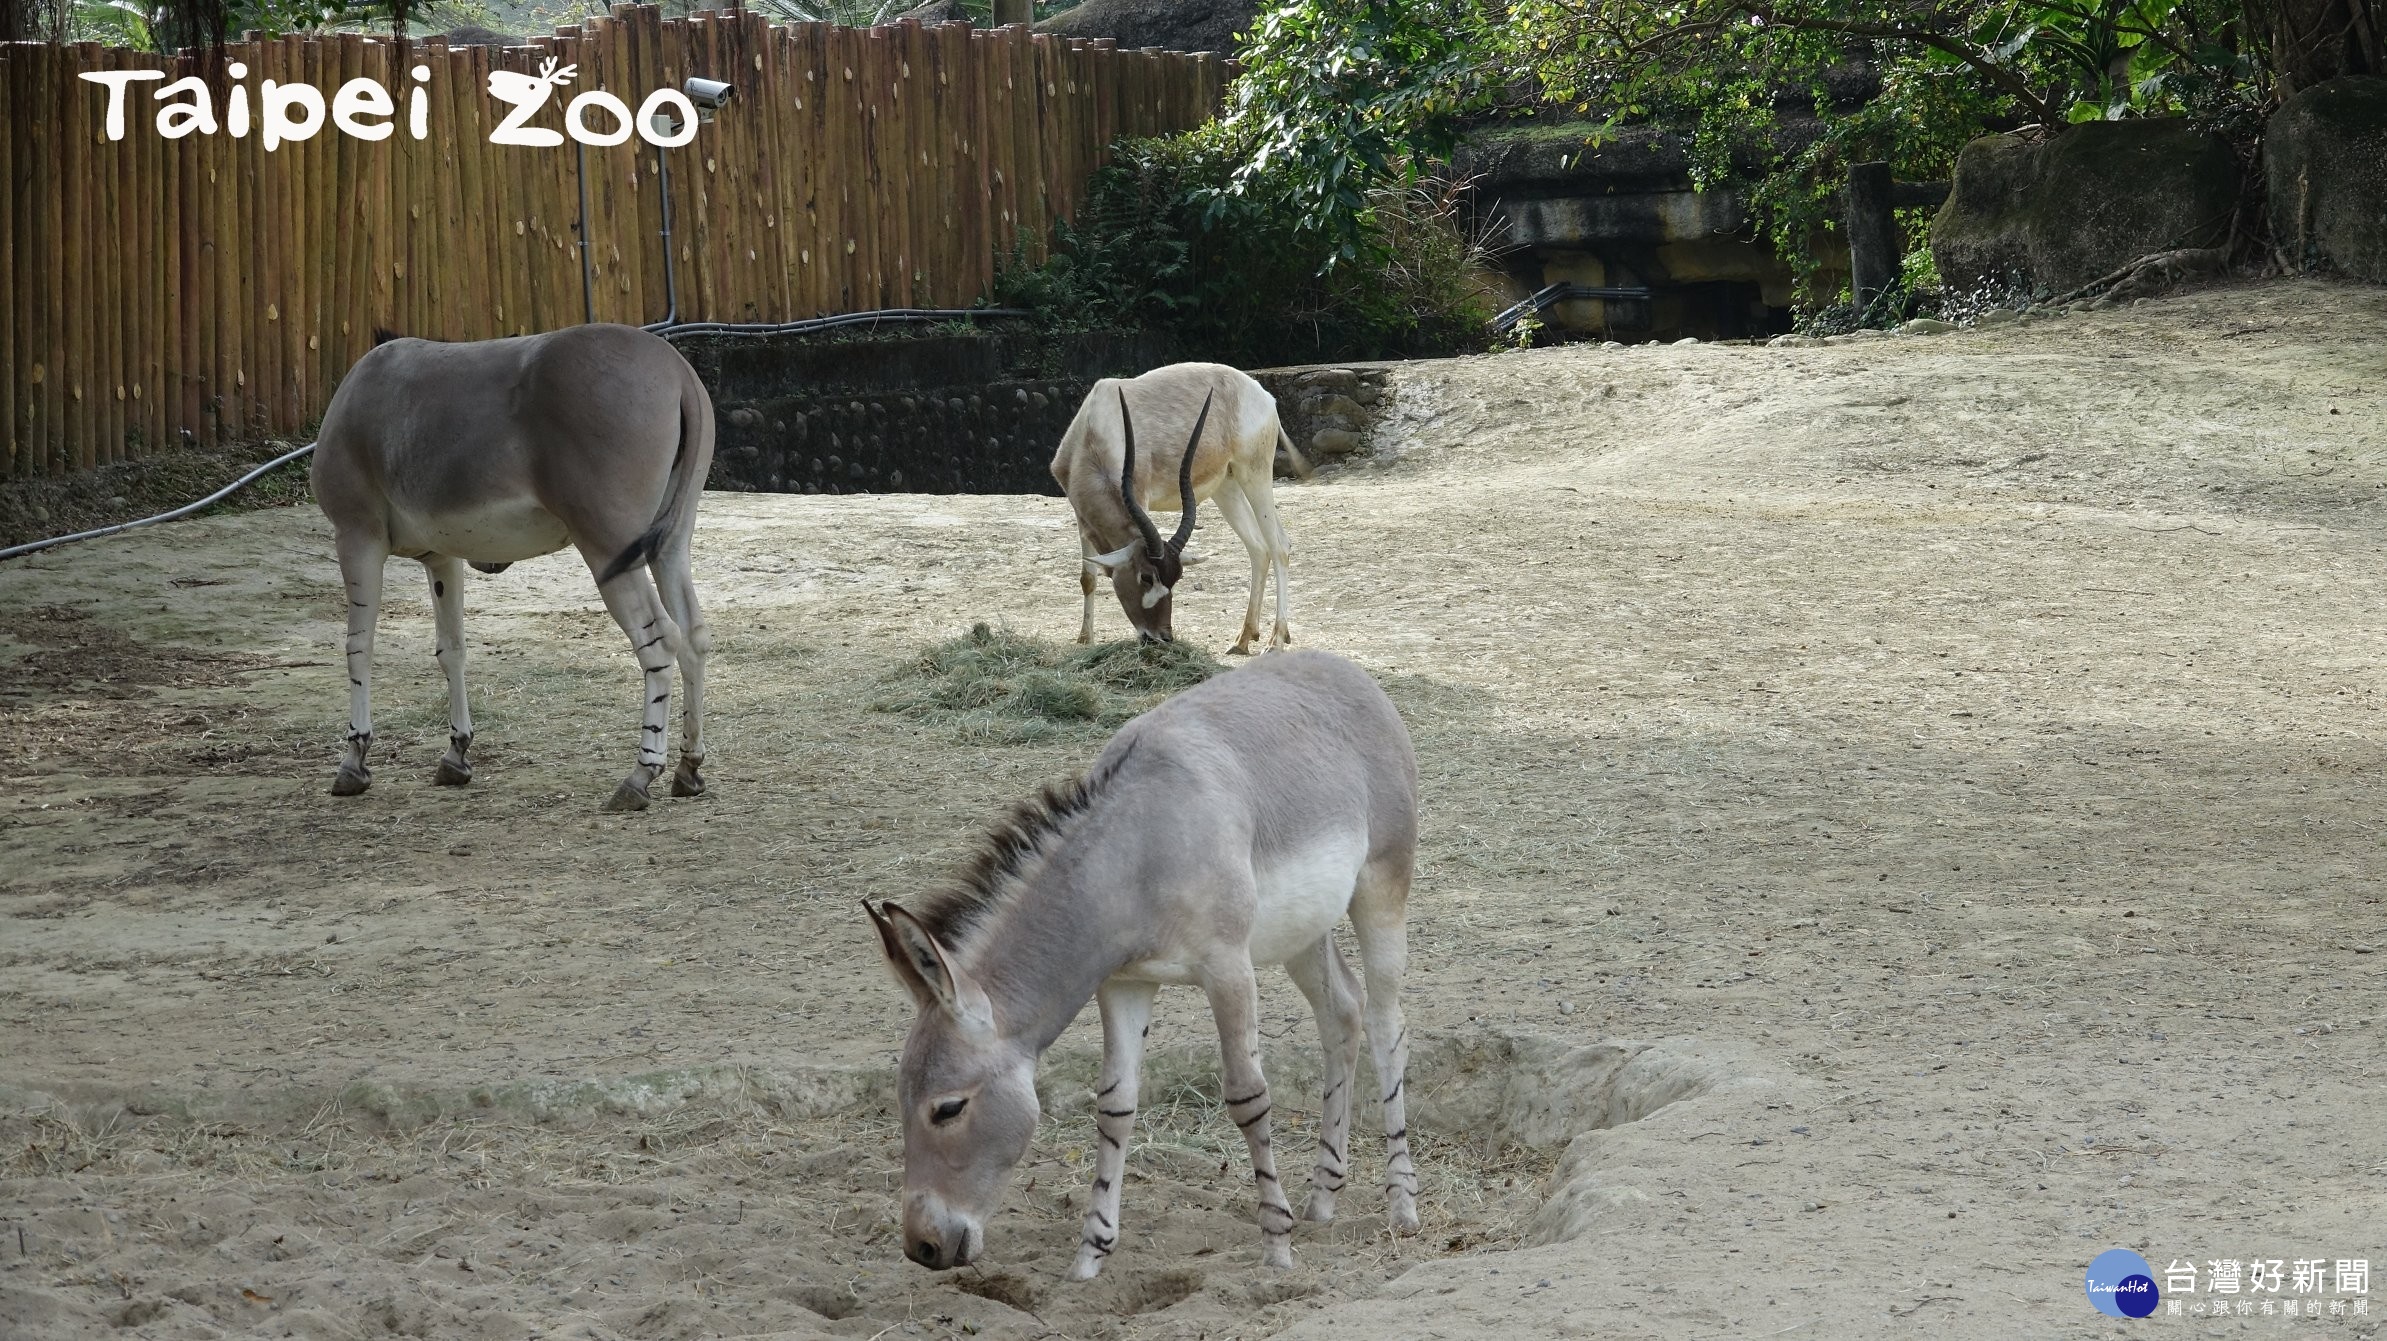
[2088,1248,2162,1319]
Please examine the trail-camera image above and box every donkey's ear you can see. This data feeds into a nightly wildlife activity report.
[880,902,994,1030]
[865,899,935,1010]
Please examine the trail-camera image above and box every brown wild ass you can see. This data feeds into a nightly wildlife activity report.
[867,648,1420,1278]
[310,323,714,811]
[1051,363,1306,654]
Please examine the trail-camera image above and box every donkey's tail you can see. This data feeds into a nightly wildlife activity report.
[598,370,709,584]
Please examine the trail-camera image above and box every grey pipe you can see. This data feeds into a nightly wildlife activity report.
[654,308,1033,340]
[0,440,317,564]
[644,143,679,332]
[575,137,596,326]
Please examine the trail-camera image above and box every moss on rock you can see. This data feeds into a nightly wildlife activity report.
[2267,77,2387,283]
[1932,120,2239,299]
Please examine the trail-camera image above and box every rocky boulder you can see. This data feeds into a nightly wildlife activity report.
[2267,76,2387,283]
[1931,120,2239,299]
[1248,366,1393,472]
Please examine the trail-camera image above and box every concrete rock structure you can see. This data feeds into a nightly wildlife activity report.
[1931,119,2239,300]
[2266,76,2387,283]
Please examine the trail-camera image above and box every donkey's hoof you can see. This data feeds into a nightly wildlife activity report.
[1261,1240,1295,1270]
[1302,1191,1337,1224]
[1387,1201,1421,1236]
[433,757,473,787]
[603,778,652,813]
[330,766,372,797]
[1066,1252,1103,1282]
[670,767,706,798]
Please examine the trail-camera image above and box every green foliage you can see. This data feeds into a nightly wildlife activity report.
[745,0,909,26]
[65,0,448,48]
[1515,0,2279,134]
[991,129,1494,366]
[1212,0,1501,264]
[873,623,1223,745]
[1509,0,2278,311]
[1221,0,2282,320]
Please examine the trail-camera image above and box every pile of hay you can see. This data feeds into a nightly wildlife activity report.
[873,623,1223,742]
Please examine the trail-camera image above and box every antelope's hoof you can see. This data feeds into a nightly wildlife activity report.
[671,766,706,798]
[330,766,372,797]
[603,778,652,813]
[433,757,473,787]
[1075,631,1093,645]
[1303,1191,1337,1224]
[1226,642,1255,658]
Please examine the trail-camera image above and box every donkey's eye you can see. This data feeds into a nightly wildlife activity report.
[931,1097,968,1124]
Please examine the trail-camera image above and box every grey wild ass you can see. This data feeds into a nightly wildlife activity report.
[310,323,714,811]
[866,649,1420,1277]
[1051,363,1306,654]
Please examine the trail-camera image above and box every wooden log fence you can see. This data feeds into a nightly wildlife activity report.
[0,11,1229,480]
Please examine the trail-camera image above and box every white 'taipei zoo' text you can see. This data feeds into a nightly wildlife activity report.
[80,58,702,150]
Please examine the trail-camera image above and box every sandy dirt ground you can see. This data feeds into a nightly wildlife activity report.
[2,279,2384,1340]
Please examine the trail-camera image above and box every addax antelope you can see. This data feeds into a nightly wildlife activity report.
[311,323,714,811]
[1051,363,1306,654]
[867,649,1421,1277]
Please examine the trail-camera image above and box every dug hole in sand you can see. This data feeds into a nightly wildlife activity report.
[3,280,2384,1339]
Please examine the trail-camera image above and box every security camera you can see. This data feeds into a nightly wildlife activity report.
[682,77,733,111]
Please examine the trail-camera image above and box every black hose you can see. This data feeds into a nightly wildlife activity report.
[0,441,317,564]
[648,307,1033,339]
[1,307,1033,564]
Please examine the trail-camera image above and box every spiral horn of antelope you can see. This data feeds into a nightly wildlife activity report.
[1116,388,1211,559]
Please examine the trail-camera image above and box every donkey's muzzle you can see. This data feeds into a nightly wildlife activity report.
[908,1232,972,1271]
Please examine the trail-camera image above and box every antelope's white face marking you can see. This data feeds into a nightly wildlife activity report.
[1140,577,1169,609]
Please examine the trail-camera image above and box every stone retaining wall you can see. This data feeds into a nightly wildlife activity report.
[678,327,1394,497]
[675,326,1180,497]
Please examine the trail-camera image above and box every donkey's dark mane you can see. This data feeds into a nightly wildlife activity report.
[911,742,1136,950]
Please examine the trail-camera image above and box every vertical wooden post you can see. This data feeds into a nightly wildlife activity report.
[279,35,303,433]
[249,35,280,438]
[35,42,65,467]
[170,50,198,446]
[1846,159,1897,317]
[131,45,159,457]
[294,34,318,429]
[1012,28,1042,263]
[0,46,17,477]
[464,41,493,339]
[890,19,920,309]
[810,22,846,316]
[748,11,790,323]
[778,22,813,319]
[99,44,130,463]
[861,26,892,310]
[611,15,649,324]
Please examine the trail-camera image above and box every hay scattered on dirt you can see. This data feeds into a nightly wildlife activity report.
[873,623,1223,742]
